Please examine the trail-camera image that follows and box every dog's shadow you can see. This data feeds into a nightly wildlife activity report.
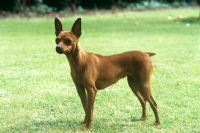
[91,117,143,132]
[3,119,82,132]
[3,117,143,132]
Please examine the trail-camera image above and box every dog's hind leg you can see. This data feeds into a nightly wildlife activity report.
[136,77,160,125]
[127,76,147,121]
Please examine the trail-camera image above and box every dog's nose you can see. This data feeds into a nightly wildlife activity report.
[56,45,63,54]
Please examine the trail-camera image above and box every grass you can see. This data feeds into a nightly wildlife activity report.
[0,8,200,132]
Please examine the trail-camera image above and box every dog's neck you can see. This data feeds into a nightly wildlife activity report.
[65,42,87,68]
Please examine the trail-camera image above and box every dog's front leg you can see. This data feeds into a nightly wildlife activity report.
[75,84,88,124]
[84,86,97,130]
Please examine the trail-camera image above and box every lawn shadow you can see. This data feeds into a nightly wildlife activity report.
[180,17,200,24]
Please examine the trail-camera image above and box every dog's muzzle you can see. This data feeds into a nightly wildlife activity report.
[56,45,63,54]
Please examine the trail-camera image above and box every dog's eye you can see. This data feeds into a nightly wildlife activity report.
[64,39,72,45]
[55,38,60,44]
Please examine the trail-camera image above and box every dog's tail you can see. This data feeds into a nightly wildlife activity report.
[146,52,156,57]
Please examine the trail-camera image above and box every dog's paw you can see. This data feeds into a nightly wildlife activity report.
[139,116,147,121]
[80,120,86,124]
[82,127,89,131]
[152,121,161,126]
[82,125,91,131]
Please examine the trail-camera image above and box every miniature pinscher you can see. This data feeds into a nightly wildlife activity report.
[54,18,160,130]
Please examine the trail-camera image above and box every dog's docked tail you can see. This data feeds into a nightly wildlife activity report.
[145,52,156,57]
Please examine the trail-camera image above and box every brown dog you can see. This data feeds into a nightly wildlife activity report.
[54,18,160,130]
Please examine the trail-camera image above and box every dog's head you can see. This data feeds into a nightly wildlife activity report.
[54,18,81,54]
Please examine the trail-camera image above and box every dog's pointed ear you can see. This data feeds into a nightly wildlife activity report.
[71,18,81,38]
[55,18,63,36]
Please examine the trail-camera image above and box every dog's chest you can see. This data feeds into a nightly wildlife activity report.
[70,67,83,83]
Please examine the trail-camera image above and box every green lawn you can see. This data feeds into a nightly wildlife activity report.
[0,8,200,132]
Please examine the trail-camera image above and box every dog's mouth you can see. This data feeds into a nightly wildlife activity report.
[56,45,63,54]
